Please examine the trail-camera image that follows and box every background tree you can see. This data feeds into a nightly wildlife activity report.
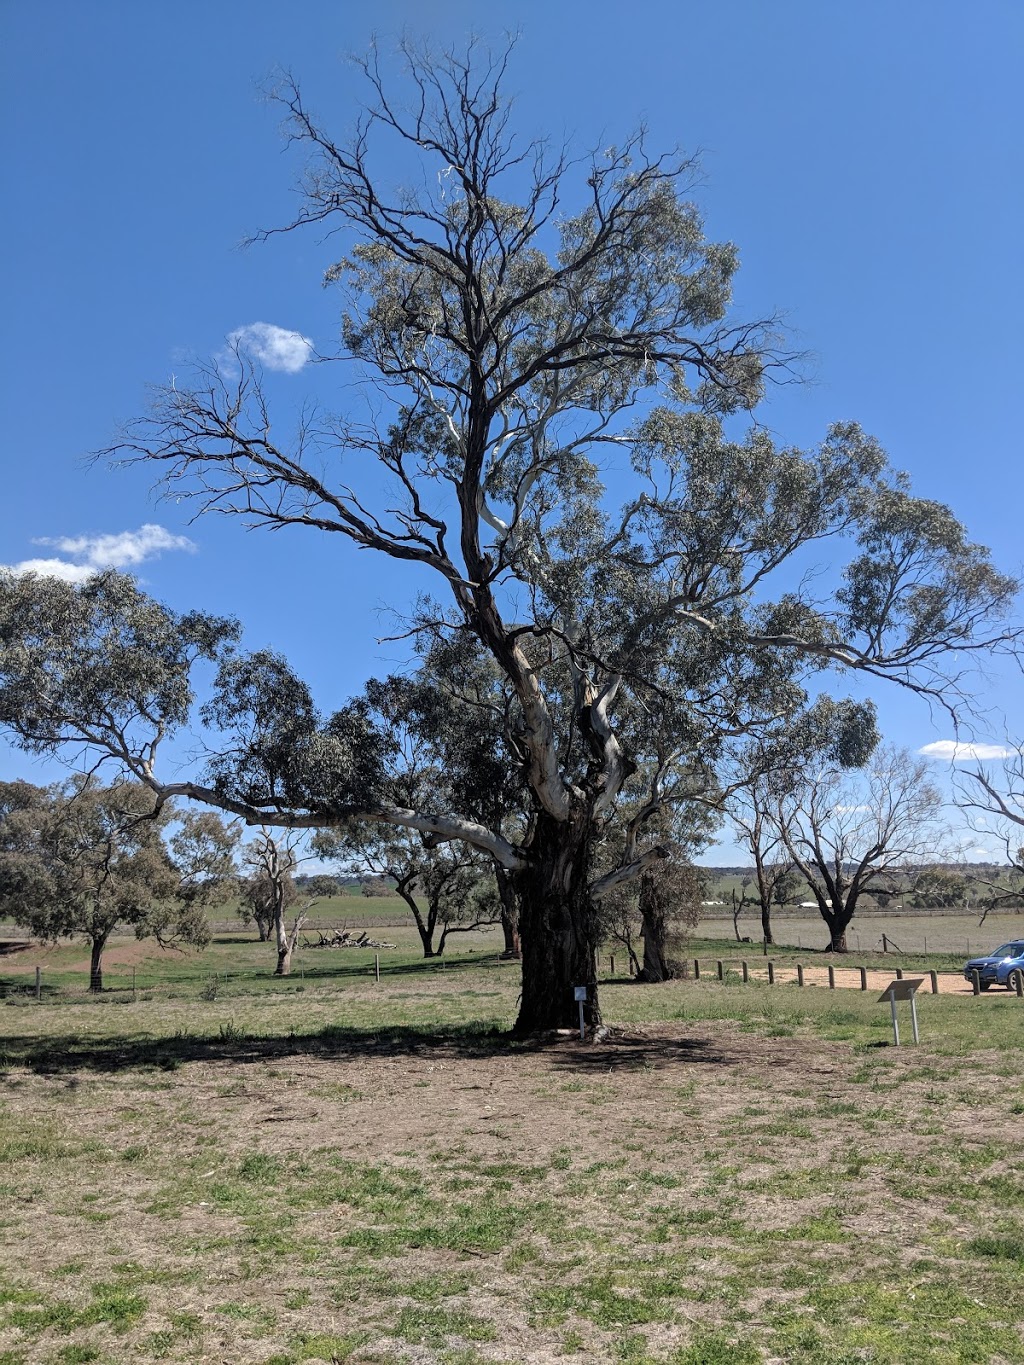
[0,778,225,991]
[637,855,705,982]
[316,654,527,959]
[239,832,297,942]
[0,43,1019,1031]
[729,781,796,947]
[600,850,704,981]
[240,829,334,975]
[375,642,529,959]
[777,746,947,952]
[170,809,240,916]
[954,755,1024,922]
[360,877,392,898]
[725,699,880,946]
[909,865,969,909]
[321,819,495,958]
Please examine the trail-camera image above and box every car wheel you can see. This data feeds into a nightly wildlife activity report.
[1007,970,1022,993]
[979,981,992,991]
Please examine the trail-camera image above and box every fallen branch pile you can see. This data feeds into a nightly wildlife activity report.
[302,928,397,950]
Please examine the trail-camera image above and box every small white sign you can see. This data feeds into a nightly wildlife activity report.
[574,986,587,1001]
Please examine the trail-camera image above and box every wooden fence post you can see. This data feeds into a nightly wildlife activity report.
[971,969,981,996]
[35,966,41,1002]
[929,970,938,995]
[694,959,700,981]
[797,964,805,987]
[716,960,724,981]
[828,965,835,990]
[767,961,775,985]
[859,967,867,991]
[741,961,749,983]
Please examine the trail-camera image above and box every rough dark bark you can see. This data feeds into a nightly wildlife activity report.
[637,871,677,983]
[760,904,774,946]
[821,899,856,953]
[514,814,599,1033]
[824,921,851,953]
[417,928,439,957]
[88,934,107,993]
[495,866,521,959]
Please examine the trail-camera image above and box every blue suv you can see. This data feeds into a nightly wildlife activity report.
[964,940,1024,991]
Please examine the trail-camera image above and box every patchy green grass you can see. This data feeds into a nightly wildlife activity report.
[2,957,1024,1362]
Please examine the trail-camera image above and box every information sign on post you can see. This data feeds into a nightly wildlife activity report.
[573,985,587,1040]
[877,978,925,1046]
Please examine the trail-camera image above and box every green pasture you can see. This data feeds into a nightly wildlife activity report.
[2,931,1024,1362]
[6,908,1024,1007]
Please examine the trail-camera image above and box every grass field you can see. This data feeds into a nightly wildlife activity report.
[2,919,1024,1364]
[703,910,1024,960]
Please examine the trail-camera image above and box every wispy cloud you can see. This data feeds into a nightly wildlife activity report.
[918,740,1016,762]
[226,321,313,373]
[2,524,196,582]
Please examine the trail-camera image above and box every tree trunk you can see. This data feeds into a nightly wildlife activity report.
[822,906,852,952]
[397,884,438,958]
[761,903,774,946]
[514,814,599,1033]
[417,926,439,957]
[413,901,439,956]
[495,866,522,959]
[273,892,291,976]
[500,913,521,959]
[637,871,677,983]
[89,935,107,992]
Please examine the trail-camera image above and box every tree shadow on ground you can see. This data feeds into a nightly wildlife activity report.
[0,1020,738,1077]
[0,941,32,957]
[545,1030,736,1072]
[0,1022,524,1076]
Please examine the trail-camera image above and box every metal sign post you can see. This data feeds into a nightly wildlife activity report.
[574,985,587,1041]
[877,978,924,1046]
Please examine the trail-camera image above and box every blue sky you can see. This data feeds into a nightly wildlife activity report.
[2,0,1022,860]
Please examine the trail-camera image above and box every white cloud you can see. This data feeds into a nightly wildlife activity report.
[833,804,870,814]
[918,740,1016,763]
[226,321,314,373]
[4,557,95,584]
[962,844,1001,862]
[2,524,196,582]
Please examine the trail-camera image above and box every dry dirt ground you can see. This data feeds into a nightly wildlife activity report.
[2,999,1024,1364]
[739,963,994,996]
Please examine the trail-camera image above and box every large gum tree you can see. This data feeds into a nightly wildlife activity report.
[0,41,1019,1031]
